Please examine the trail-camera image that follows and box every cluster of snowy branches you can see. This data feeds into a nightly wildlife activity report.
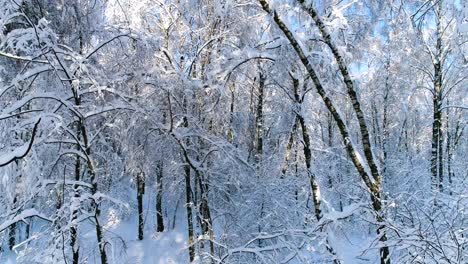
[0,0,466,263]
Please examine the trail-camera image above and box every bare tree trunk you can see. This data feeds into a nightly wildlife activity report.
[382,60,390,176]
[184,163,195,262]
[281,116,298,175]
[228,83,235,144]
[156,161,165,232]
[181,113,195,262]
[66,81,107,263]
[256,70,266,163]
[175,131,215,262]
[295,2,390,262]
[137,172,145,240]
[67,77,107,263]
[297,0,381,183]
[287,75,322,219]
[259,1,390,262]
[327,112,334,189]
[9,119,23,250]
[70,128,81,264]
[290,75,340,263]
[298,114,322,219]
[445,107,452,195]
[430,0,444,191]
[51,19,108,263]
[82,126,107,264]
[432,88,442,190]
[197,171,215,261]
[9,197,17,250]
[254,69,266,249]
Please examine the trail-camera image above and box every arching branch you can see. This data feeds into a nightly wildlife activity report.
[0,118,42,167]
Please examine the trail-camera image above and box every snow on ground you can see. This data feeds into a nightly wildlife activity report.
[333,229,378,263]
[123,230,187,264]
[1,193,379,263]
[108,219,188,264]
[1,216,378,264]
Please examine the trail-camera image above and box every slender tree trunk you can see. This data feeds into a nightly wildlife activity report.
[83,130,107,264]
[372,103,381,148]
[54,20,108,263]
[9,127,23,250]
[297,0,381,183]
[137,172,145,240]
[9,197,17,250]
[432,95,442,189]
[70,93,107,264]
[370,191,390,264]
[289,74,321,218]
[382,65,390,176]
[259,2,390,262]
[182,114,195,262]
[70,127,81,264]
[431,0,444,191]
[295,3,390,262]
[185,162,195,262]
[256,70,266,249]
[69,87,107,263]
[290,75,340,263]
[256,71,265,163]
[446,107,452,195]
[327,112,334,189]
[228,83,235,144]
[282,114,298,175]
[198,171,215,261]
[298,114,322,219]
[299,108,341,264]
[156,162,165,232]
[7,224,15,250]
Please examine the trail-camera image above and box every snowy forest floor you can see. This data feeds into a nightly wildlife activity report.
[1,190,381,264]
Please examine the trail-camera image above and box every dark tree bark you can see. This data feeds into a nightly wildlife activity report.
[185,160,195,262]
[197,171,215,260]
[255,70,266,163]
[446,107,452,195]
[228,83,236,144]
[8,197,17,250]
[54,49,108,263]
[70,128,81,264]
[181,115,195,262]
[83,124,107,264]
[137,172,145,240]
[382,59,390,176]
[156,162,165,232]
[0,119,41,167]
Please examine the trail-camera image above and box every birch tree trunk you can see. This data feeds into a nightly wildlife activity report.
[291,75,340,263]
[430,0,444,191]
[259,1,390,262]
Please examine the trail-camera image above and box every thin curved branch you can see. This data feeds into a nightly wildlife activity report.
[0,51,48,64]
[0,118,42,167]
[224,56,275,84]
[86,34,135,59]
